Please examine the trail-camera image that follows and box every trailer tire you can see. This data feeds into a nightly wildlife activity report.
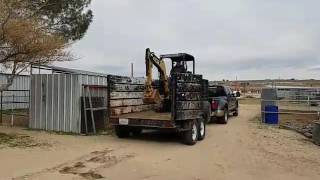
[131,127,142,136]
[197,118,206,141]
[182,120,198,145]
[115,126,130,138]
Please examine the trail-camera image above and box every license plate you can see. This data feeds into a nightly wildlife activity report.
[119,118,129,125]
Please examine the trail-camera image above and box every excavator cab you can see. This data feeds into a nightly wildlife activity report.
[160,53,195,75]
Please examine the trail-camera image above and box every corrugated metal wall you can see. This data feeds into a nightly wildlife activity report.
[30,74,109,133]
[0,74,30,109]
[30,74,81,133]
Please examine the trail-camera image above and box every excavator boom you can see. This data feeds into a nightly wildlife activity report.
[143,48,169,104]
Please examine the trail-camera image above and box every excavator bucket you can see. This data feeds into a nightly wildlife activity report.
[143,89,161,104]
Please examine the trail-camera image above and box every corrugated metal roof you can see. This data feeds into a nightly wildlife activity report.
[33,65,110,77]
[267,85,320,89]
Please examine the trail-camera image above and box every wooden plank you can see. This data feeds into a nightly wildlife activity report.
[82,89,88,134]
[117,111,171,121]
[110,99,144,107]
[175,110,201,120]
[108,75,144,84]
[110,84,144,92]
[110,92,144,99]
[176,101,201,110]
[176,92,201,101]
[111,104,154,116]
[176,82,201,92]
[87,86,96,134]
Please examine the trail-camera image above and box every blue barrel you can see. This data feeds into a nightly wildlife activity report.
[265,105,279,124]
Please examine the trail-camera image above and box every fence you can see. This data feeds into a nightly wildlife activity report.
[0,90,30,126]
[261,92,320,139]
[262,94,320,118]
[81,84,108,134]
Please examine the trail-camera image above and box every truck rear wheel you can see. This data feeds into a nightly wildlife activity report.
[198,118,206,141]
[182,120,198,145]
[233,107,239,116]
[115,126,130,138]
[203,101,211,123]
[219,108,229,124]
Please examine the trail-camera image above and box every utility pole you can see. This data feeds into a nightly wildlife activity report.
[131,63,134,78]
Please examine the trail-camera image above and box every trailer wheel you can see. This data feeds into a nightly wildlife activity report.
[198,118,206,141]
[131,127,142,136]
[115,126,130,138]
[182,120,198,145]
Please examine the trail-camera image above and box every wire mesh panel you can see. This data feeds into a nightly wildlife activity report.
[0,90,30,126]
[81,85,108,134]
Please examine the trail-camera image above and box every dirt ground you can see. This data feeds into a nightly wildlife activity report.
[0,104,320,180]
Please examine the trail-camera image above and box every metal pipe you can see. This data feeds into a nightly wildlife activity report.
[11,94,14,126]
[0,91,2,125]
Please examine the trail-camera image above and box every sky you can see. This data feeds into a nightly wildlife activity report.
[56,0,320,80]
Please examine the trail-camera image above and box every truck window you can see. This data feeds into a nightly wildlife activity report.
[208,86,227,97]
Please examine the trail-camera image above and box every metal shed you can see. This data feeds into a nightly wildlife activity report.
[29,69,109,133]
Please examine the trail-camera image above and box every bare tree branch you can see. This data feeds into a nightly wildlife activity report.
[0,0,74,90]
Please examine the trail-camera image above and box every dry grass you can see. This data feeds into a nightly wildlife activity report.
[0,132,50,149]
[238,97,261,105]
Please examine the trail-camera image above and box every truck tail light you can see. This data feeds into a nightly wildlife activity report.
[211,100,218,110]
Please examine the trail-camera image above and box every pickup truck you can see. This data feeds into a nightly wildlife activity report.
[208,85,239,124]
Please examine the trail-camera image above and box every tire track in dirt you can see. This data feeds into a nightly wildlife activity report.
[14,148,135,180]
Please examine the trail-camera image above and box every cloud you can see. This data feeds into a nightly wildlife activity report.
[57,0,320,80]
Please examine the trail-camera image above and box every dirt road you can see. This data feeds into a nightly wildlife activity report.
[1,104,320,180]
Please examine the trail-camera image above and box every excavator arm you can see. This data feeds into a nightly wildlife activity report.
[144,48,169,104]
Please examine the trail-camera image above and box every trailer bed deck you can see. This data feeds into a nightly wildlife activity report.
[114,111,172,121]
[109,111,174,128]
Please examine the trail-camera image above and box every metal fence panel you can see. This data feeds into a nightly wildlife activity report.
[30,74,82,133]
[0,74,30,109]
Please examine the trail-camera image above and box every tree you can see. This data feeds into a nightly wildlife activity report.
[0,0,73,90]
[26,0,93,42]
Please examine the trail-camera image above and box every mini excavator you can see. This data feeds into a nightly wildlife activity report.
[143,48,195,110]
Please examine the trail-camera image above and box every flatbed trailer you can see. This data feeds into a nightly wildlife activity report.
[107,74,210,145]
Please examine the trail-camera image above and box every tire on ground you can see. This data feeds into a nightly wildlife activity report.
[233,107,239,116]
[197,117,206,141]
[182,120,198,145]
[203,101,212,123]
[131,127,143,136]
[115,126,130,138]
[219,108,229,124]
